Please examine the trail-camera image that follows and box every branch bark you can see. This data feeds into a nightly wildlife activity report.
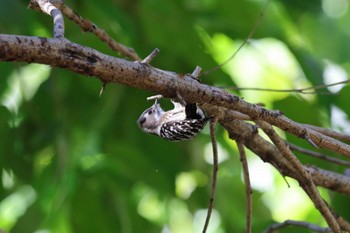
[1,34,350,157]
[1,34,350,196]
[1,33,350,231]
[201,104,350,196]
[1,0,350,231]
[256,120,340,233]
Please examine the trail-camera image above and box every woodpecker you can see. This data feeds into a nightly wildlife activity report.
[137,98,208,141]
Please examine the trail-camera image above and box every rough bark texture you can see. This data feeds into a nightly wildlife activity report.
[1,34,350,196]
[1,33,350,232]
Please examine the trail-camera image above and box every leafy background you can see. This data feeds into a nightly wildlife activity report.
[1,0,350,232]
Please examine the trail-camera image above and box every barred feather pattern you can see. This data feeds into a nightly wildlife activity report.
[160,118,208,141]
[137,99,208,141]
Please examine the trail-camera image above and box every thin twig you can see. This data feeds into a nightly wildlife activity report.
[202,117,219,233]
[54,2,140,60]
[262,220,332,233]
[289,143,350,167]
[222,79,350,95]
[257,120,341,233]
[99,82,107,97]
[236,141,252,233]
[279,116,350,159]
[202,0,271,76]
[304,123,350,142]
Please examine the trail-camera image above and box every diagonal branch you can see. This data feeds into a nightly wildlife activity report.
[306,166,350,196]
[2,1,350,231]
[256,120,340,233]
[289,143,350,166]
[28,0,139,60]
[303,123,350,142]
[1,34,350,160]
[1,34,350,197]
[201,104,350,196]
[55,2,140,60]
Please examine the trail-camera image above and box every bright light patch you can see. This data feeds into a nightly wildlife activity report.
[323,62,348,93]
[322,0,349,18]
[262,178,316,222]
[193,209,221,233]
[176,171,207,199]
[137,189,165,224]
[33,230,52,233]
[168,199,193,233]
[161,225,171,233]
[208,34,310,105]
[330,105,350,134]
[204,142,228,164]
[230,39,300,91]
[1,64,51,115]
[133,183,167,224]
[34,147,54,175]
[0,185,37,231]
[2,169,15,190]
[246,157,276,192]
[79,153,105,171]
[176,172,197,199]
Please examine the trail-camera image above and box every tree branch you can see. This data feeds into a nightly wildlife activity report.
[1,34,350,161]
[237,141,252,233]
[201,104,350,196]
[263,220,332,233]
[289,143,350,166]
[2,34,349,198]
[1,16,350,231]
[202,117,219,233]
[2,0,350,231]
[256,120,340,233]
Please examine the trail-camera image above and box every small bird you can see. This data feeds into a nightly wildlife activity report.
[137,98,208,141]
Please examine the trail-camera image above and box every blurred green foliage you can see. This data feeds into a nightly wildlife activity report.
[1,0,350,232]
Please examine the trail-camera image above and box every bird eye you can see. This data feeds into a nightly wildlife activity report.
[148,109,153,114]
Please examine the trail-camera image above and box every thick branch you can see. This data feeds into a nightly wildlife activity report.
[1,34,350,160]
[2,34,350,159]
[1,34,350,197]
[200,104,350,196]
[256,120,340,233]
[306,166,350,195]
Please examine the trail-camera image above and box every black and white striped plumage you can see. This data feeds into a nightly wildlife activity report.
[137,99,208,141]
